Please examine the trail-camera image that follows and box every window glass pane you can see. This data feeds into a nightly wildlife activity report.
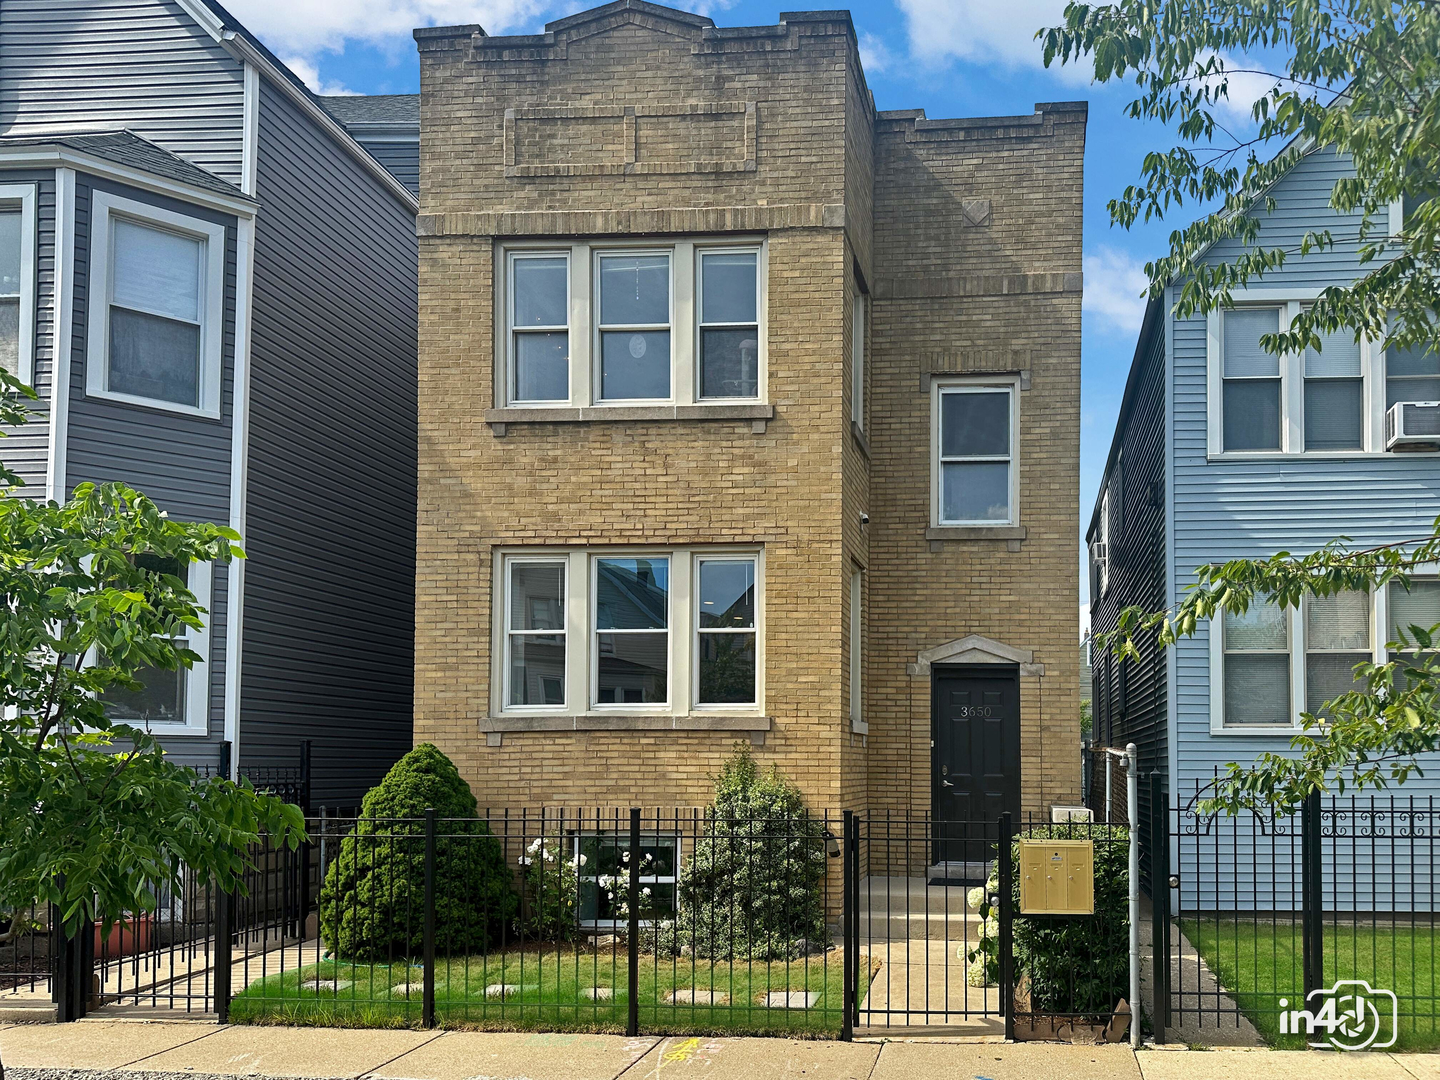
[510,563,564,631]
[1386,376,1440,408]
[1223,308,1281,377]
[108,307,200,406]
[596,632,667,703]
[112,219,200,324]
[595,558,668,630]
[1224,601,1288,650]
[515,332,569,401]
[600,330,670,399]
[1391,581,1440,642]
[941,461,1010,523]
[700,252,757,324]
[1303,379,1363,450]
[513,256,568,327]
[1304,329,1361,377]
[700,328,759,398]
[0,210,20,295]
[0,297,17,376]
[1387,341,1440,378]
[508,634,565,706]
[599,255,669,325]
[940,391,1009,457]
[698,632,755,704]
[136,553,185,580]
[1306,653,1367,715]
[1307,592,1369,651]
[1222,378,1281,450]
[699,560,754,629]
[103,662,186,725]
[1224,654,1290,725]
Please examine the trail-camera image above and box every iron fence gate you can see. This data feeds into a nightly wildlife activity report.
[1154,777,1440,1048]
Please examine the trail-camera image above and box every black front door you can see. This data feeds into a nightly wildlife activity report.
[932,665,1022,865]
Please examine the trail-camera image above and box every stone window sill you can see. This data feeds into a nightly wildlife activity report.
[480,714,771,734]
[487,404,774,434]
[926,525,1027,542]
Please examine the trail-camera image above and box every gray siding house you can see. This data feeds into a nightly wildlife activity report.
[1089,146,1440,856]
[0,0,420,804]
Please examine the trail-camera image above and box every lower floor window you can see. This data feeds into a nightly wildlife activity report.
[576,832,679,927]
[1222,601,1291,727]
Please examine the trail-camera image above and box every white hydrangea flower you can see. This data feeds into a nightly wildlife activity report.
[966,886,985,910]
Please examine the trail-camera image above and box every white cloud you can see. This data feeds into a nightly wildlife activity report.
[1083,245,1151,336]
[222,0,549,59]
[858,31,894,76]
[894,0,1090,84]
[281,56,357,96]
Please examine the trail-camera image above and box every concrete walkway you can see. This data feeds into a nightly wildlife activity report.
[2,1020,1437,1080]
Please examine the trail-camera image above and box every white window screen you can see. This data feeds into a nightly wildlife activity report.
[1391,580,1440,647]
[1305,592,1370,716]
[107,218,204,408]
[1303,325,1363,451]
[1222,308,1282,451]
[1223,601,1291,726]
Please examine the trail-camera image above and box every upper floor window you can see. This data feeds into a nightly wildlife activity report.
[499,238,765,409]
[1385,337,1440,409]
[0,184,36,382]
[933,380,1018,526]
[87,192,225,419]
[849,568,863,727]
[851,292,866,430]
[1303,322,1363,451]
[1220,307,1282,452]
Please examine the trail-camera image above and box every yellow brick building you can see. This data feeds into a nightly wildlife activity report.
[412,0,1085,823]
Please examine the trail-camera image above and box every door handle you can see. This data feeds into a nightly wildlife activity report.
[941,780,954,788]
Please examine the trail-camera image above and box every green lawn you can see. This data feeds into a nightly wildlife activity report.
[228,948,860,1038]
[1182,919,1440,1051]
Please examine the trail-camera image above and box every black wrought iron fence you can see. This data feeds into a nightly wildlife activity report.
[1155,778,1440,1050]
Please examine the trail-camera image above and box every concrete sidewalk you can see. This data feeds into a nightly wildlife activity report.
[1,1020,1435,1080]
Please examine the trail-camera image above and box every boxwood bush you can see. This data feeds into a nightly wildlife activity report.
[319,743,517,960]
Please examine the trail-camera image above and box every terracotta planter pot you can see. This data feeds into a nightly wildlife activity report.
[93,916,152,957]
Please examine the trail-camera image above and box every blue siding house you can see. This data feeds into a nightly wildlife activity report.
[1089,145,1440,854]
[0,0,419,804]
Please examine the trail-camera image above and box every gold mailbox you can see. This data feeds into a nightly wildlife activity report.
[1018,839,1094,915]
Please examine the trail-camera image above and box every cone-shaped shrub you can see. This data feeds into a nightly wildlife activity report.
[319,743,517,960]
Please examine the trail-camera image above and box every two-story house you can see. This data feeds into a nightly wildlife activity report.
[0,0,419,804]
[1089,145,1440,846]
[412,0,1085,827]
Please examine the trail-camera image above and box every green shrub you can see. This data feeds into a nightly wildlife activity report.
[319,744,517,960]
[970,823,1130,1015]
[654,747,829,960]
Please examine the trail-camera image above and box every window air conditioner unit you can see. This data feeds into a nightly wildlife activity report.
[1386,401,1440,451]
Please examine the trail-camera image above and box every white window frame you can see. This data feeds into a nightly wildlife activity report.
[1210,588,1383,735]
[94,559,213,737]
[493,546,764,719]
[849,567,864,731]
[495,237,767,410]
[505,250,571,406]
[851,291,866,430]
[931,377,1020,528]
[1381,573,1440,661]
[501,555,569,713]
[85,191,225,419]
[0,183,37,385]
[1206,292,1384,458]
[594,247,674,405]
[693,553,759,710]
[695,244,763,402]
[592,551,673,710]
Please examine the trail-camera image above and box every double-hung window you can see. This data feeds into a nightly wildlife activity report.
[100,554,212,735]
[87,192,225,418]
[695,557,756,705]
[934,383,1016,526]
[849,568,863,727]
[505,560,566,707]
[1386,337,1440,409]
[851,292,866,430]
[1221,307,1283,452]
[0,185,35,382]
[509,253,570,403]
[594,557,670,705]
[1303,323,1364,451]
[597,253,672,401]
[698,249,759,399]
[1389,580,1440,671]
[1304,592,1371,716]
[1220,600,1291,727]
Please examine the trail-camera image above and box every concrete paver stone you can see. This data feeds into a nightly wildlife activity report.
[0,1019,218,1070]
[134,1024,439,1078]
[368,1031,657,1080]
[761,992,819,1008]
[1135,1049,1417,1080]
[628,1036,880,1080]
[1393,1055,1440,1080]
[872,1040,1142,1080]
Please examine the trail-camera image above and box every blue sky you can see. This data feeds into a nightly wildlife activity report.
[225,0,1270,606]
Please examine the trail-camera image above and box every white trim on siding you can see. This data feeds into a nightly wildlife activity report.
[223,213,255,776]
[46,168,76,503]
[241,63,260,198]
[0,183,38,386]
[0,146,256,220]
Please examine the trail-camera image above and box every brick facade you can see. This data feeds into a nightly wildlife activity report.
[413,0,1084,820]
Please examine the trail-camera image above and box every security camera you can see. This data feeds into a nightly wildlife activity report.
[859,513,870,526]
